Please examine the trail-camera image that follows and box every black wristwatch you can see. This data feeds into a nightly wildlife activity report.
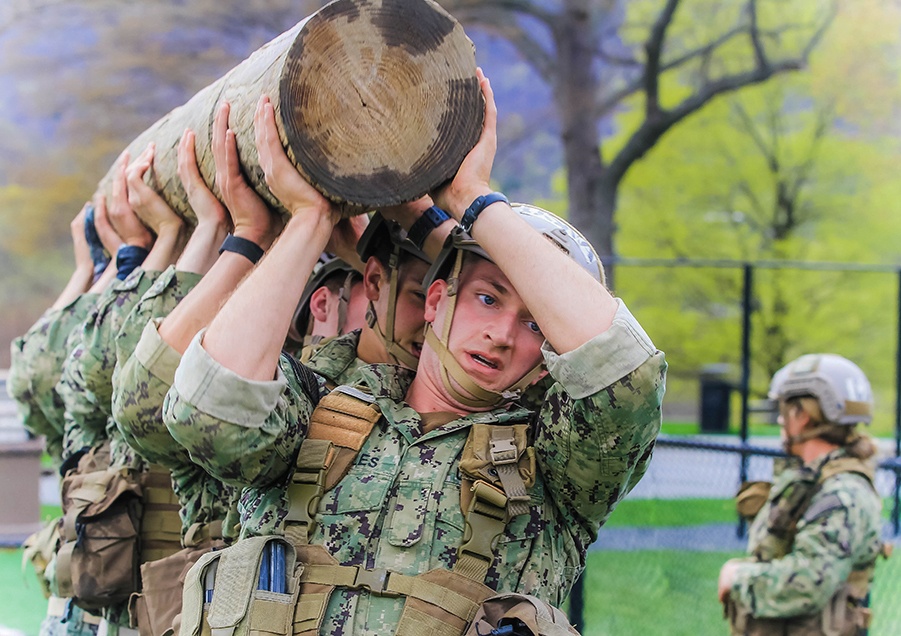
[406,205,451,250]
[459,192,508,233]
[218,234,265,264]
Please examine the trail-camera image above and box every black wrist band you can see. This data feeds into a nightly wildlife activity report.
[459,192,508,233]
[218,234,264,264]
[406,206,451,250]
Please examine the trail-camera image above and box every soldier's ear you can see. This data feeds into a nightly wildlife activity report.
[362,256,384,302]
[308,286,332,323]
[424,279,446,323]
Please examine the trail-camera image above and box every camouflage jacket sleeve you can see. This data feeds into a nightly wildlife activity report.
[57,269,160,457]
[113,318,193,467]
[8,293,99,460]
[730,472,884,617]
[110,266,202,465]
[164,331,318,488]
[534,299,666,548]
[115,318,239,535]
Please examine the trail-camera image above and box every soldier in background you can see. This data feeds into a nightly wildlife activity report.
[720,354,887,636]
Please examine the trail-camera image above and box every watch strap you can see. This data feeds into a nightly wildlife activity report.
[406,206,451,250]
[459,192,508,233]
[218,234,264,264]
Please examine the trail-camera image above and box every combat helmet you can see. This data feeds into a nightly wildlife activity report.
[287,253,361,347]
[356,211,432,369]
[769,353,873,426]
[423,203,606,409]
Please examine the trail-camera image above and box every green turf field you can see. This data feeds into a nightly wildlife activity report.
[2,501,898,635]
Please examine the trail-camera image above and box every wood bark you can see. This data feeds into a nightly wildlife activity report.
[97,0,483,221]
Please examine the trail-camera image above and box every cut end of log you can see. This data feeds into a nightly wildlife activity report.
[280,0,483,213]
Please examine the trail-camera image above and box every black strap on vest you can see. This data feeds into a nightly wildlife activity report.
[284,351,321,408]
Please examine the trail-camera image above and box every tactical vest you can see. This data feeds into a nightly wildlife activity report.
[180,385,578,636]
[727,457,887,636]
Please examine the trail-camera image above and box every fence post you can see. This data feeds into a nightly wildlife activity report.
[737,263,753,538]
[894,269,901,535]
[568,572,584,630]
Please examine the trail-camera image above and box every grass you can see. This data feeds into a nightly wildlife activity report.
[3,500,899,635]
[605,497,735,527]
[0,548,48,635]
[581,547,901,636]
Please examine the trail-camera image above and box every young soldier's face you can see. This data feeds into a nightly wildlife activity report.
[425,256,544,395]
[367,256,430,362]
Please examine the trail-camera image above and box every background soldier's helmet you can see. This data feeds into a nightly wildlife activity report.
[356,211,431,266]
[423,203,606,288]
[768,353,873,426]
[354,211,433,369]
[288,253,360,344]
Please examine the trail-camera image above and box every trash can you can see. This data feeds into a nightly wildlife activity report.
[699,364,733,433]
[0,377,43,546]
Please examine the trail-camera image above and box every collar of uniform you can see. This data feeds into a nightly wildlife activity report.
[305,330,363,385]
[804,446,849,474]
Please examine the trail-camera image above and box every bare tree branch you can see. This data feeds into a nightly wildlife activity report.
[643,0,680,120]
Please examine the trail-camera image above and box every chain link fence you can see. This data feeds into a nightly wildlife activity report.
[572,259,901,634]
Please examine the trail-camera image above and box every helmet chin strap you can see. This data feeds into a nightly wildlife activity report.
[367,249,419,370]
[782,423,834,455]
[425,250,543,410]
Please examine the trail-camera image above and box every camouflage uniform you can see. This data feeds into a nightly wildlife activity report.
[115,325,363,539]
[165,299,665,631]
[54,268,168,631]
[57,268,162,464]
[9,293,107,636]
[8,293,99,462]
[728,448,883,624]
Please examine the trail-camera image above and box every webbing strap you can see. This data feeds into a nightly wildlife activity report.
[284,439,333,546]
[298,566,480,620]
[489,428,531,518]
[55,541,76,599]
[183,520,224,548]
[455,480,507,582]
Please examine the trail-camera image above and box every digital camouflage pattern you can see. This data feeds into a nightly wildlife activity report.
[165,300,665,631]
[112,265,236,538]
[235,330,365,536]
[57,268,160,463]
[7,293,98,462]
[730,448,883,618]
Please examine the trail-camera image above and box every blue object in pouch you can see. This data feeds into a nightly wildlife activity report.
[259,543,272,591]
[272,542,286,594]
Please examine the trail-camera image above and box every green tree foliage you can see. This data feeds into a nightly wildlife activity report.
[612,0,901,428]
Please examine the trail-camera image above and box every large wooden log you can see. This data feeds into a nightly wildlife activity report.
[98,0,483,220]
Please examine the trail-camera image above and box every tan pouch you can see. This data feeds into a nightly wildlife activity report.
[131,543,216,636]
[22,516,62,598]
[463,593,579,636]
[179,535,298,636]
[735,481,772,521]
[57,466,143,611]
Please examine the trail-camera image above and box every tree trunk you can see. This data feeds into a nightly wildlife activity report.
[554,0,617,285]
[97,0,483,220]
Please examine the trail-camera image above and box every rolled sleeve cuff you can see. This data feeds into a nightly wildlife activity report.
[174,330,287,427]
[542,299,658,399]
[134,319,182,386]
